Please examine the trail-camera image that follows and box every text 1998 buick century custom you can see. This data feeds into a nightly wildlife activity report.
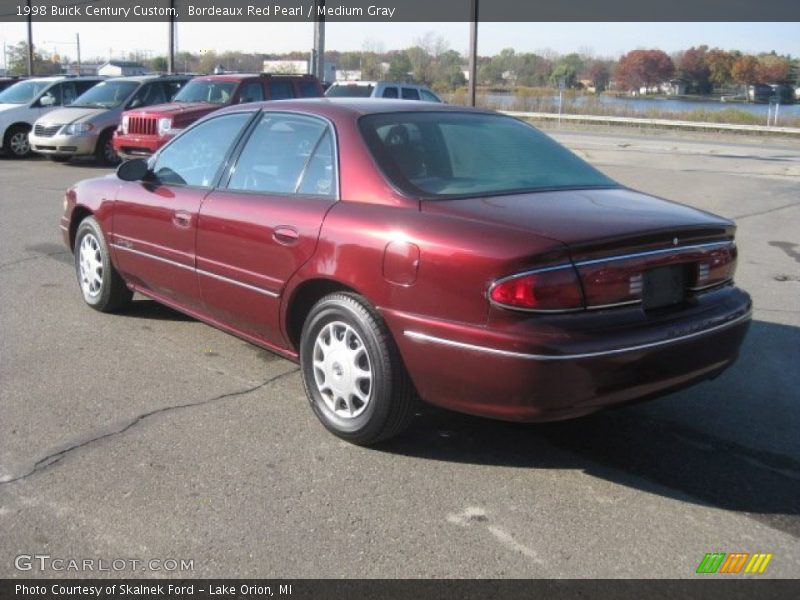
[60,99,751,444]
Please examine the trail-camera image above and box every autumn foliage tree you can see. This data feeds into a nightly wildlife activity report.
[616,49,674,92]
[677,45,711,93]
[757,54,792,83]
[706,48,736,87]
[731,55,760,87]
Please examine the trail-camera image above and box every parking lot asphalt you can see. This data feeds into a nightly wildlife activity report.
[1,131,798,578]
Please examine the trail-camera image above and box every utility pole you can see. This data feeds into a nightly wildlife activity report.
[313,0,325,81]
[167,0,175,73]
[26,0,33,76]
[468,0,478,107]
[76,32,81,75]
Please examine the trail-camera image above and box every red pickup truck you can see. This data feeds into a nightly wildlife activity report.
[112,73,323,159]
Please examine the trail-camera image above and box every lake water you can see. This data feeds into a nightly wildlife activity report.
[483,93,800,120]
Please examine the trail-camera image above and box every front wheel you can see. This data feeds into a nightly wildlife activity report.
[95,130,120,166]
[299,292,416,445]
[3,124,31,158]
[74,216,132,312]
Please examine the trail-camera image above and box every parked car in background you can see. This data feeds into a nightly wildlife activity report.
[112,73,324,159]
[0,76,103,157]
[0,76,25,93]
[325,81,442,102]
[28,74,190,165]
[61,100,750,445]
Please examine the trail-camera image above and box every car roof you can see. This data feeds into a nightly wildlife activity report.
[190,73,318,82]
[106,74,191,83]
[215,97,492,119]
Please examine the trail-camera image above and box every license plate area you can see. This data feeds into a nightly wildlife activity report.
[642,265,687,310]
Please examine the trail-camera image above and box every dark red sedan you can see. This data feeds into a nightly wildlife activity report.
[61,100,751,444]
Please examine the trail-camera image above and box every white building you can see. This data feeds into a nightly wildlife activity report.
[98,61,146,77]
[262,60,309,74]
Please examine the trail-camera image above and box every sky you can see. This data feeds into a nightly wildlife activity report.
[0,21,798,68]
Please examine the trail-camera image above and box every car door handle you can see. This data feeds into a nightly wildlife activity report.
[172,210,192,229]
[272,226,299,245]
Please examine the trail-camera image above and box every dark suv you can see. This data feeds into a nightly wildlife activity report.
[113,73,324,159]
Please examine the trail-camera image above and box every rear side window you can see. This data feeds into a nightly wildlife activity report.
[382,87,399,98]
[420,89,440,102]
[227,113,335,197]
[359,112,616,198]
[238,81,264,103]
[401,88,420,100]
[325,83,374,98]
[298,80,321,98]
[268,80,294,100]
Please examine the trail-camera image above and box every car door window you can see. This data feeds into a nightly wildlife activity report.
[268,80,294,100]
[61,82,78,105]
[75,80,99,96]
[40,83,62,106]
[238,81,264,103]
[152,112,252,188]
[401,87,421,100]
[228,113,335,197]
[420,89,440,102]
[163,80,186,100]
[382,87,399,98]
[138,83,167,107]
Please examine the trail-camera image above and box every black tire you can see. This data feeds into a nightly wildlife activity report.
[48,155,71,163]
[94,129,120,166]
[299,292,416,445]
[74,216,132,312]
[3,124,31,158]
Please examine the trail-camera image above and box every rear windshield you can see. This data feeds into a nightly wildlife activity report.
[173,80,236,104]
[326,84,374,98]
[359,112,617,198]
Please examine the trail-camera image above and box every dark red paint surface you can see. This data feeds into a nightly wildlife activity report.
[65,100,751,422]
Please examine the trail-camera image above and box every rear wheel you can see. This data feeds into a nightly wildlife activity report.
[299,293,416,445]
[3,124,31,158]
[95,129,120,166]
[74,216,132,312]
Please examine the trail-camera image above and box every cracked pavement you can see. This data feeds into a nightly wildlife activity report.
[1,131,799,578]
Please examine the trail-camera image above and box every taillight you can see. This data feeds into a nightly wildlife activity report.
[577,259,649,308]
[489,267,583,312]
[691,243,737,290]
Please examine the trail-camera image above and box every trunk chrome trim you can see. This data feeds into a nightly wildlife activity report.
[574,240,732,267]
[403,310,751,361]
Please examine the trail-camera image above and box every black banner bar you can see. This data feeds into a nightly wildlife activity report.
[2,579,800,600]
[1,0,799,22]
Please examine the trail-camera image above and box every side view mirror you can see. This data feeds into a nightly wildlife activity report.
[39,95,56,107]
[117,158,150,182]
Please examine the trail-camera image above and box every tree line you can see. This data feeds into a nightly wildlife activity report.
[5,37,798,95]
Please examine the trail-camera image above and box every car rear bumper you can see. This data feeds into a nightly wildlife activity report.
[29,132,97,156]
[385,286,752,421]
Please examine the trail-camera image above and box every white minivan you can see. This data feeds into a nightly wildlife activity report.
[0,76,103,157]
[325,81,443,102]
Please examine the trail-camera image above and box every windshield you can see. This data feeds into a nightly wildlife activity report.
[359,112,617,198]
[0,80,51,104]
[325,84,374,98]
[173,80,236,104]
[71,81,138,109]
